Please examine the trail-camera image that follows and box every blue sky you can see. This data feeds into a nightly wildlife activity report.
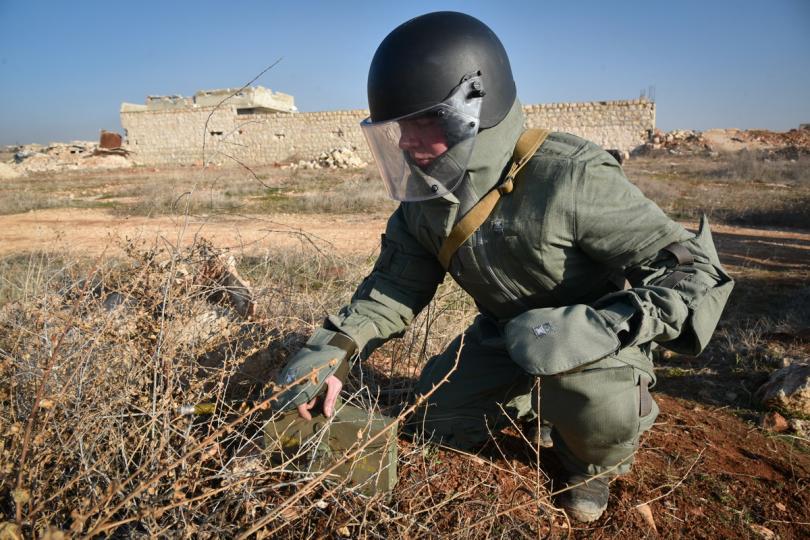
[1,0,808,145]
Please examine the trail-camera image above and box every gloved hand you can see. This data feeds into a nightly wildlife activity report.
[275,327,356,418]
[504,302,637,376]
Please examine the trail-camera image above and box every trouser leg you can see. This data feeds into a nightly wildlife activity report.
[404,315,534,450]
[541,348,658,476]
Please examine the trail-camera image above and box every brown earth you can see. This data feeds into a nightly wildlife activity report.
[1,206,808,537]
[1,209,808,267]
[0,208,387,258]
[387,393,810,538]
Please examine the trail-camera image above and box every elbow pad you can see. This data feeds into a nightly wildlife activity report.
[650,216,734,355]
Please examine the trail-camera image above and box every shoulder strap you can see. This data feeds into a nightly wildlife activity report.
[437,128,550,270]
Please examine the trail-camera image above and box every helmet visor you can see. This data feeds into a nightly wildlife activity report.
[361,75,484,202]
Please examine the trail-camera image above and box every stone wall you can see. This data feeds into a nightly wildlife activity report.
[524,100,655,154]
[120,99,654,166]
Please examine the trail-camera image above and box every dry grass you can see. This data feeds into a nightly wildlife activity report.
[0,236,570,537]
[4,234,804,537]
[5,150,807,229]
[626,152,810,229]
[0,164,395,218]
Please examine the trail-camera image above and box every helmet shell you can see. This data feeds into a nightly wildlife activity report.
[367,11,517,129]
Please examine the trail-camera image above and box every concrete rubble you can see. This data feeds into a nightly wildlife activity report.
[634,127,810,157]
[282,146,368,170]
[1,140,134,176]
[634,129,712,156]
[96,249,256,354]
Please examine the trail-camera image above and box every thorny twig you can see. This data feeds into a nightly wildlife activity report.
[84,360,338,536]
[13,252,106,525]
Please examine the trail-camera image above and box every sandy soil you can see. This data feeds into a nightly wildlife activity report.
[0,209,387,258]
[1,209,807,278]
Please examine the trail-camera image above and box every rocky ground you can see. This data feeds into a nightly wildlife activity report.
[636,127,810,158]
[0,128,808,537]
[0,142,369,179]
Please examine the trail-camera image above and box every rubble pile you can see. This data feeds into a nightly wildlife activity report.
[634,129,712,156]
[634,127,810,158]
[1,140,133,176]
[744,128,810,148]
[283,147,368,170]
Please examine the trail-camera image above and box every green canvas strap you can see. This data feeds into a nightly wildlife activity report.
[437,128,550,270]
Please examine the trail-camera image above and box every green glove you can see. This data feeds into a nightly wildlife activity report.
[275,328,356,411]
[504,302,636,376]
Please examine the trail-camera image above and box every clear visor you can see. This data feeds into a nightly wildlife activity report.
[361,75,484,202]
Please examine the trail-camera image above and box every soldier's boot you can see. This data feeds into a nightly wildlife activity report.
[555,472,610,523]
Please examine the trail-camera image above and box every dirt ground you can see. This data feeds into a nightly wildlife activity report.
[387,393,810,538]
[0,208,388,258]
[1,168,808,537]
[1,208,808,268]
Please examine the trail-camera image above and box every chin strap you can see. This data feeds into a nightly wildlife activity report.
[437,128,550,270]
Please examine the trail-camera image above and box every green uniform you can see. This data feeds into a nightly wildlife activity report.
[306,100,732,476]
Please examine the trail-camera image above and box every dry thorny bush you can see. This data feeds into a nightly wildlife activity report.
[0,237,566,538]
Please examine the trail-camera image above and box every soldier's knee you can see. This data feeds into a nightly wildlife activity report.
[543,365,656,466]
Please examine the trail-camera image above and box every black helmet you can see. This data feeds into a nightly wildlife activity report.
[367,11,516,129]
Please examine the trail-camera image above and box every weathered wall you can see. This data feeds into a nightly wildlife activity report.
[524,100,655,154]
[121,99,654,166]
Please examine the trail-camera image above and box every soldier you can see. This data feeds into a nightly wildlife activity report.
[276,11,733,522]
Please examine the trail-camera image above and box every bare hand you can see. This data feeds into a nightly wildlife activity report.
[296,375,343,420]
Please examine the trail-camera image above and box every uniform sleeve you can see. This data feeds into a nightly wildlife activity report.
[325,206,446,356]
[575,156,732,354]
[574,156,691,269]
[593,215,734,354]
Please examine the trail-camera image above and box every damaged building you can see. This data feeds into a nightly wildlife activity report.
[120,86,655,167]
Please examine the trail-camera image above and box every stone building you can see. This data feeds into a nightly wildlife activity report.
[120,86,654,166]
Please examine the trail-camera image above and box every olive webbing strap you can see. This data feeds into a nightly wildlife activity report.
[437,128,550,270]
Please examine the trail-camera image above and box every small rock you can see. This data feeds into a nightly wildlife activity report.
[788,418,807,437]
[774,502,787,512]
[749,523,776,539]
[756,362,810,416]
[635,503,658,533]
[761,411,789,433]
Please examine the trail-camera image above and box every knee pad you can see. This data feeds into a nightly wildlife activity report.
[543,365,656,468]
